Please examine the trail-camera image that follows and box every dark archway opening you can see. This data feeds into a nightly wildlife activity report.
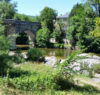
[16,33,29,50]
[16,33,29,45]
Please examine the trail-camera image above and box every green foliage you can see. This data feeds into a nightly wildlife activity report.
[9,67,31,78]
[3,52,82,91]
[53,51,81,90]
[67,2,96,52]
[27,48,44,62]
[77,2,96,50]
[1,52,81,91]
[13,13,37,22]
[1,58,100,94]
[0,22,13,76]
[54,43,64,49]
[91,17,100,37]
[0,23,10,55]
[68,4,84,18]
[0,1,16,19]
[10,49,25,64]
[0,0,11,3]
[36,28,50,47]
[52,21,65,43]
[4,72,57,91]
[92,0,100,16]
[52,29,61,42]
[11,54,25,64]
[0,54,12,76]
[40,7,57,32]
[67,4,85,48]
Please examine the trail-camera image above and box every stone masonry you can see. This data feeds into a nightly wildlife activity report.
[3,19,41,49]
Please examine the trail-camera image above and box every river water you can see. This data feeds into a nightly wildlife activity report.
[36,48,100,59]
[16,45,100,59]
[16,45,76,58]
[39,48,76,59]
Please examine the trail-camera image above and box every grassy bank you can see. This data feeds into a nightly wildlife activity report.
[0,62,100,95]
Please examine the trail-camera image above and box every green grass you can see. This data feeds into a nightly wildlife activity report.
[20,62,53,75]
[0,62,100,95]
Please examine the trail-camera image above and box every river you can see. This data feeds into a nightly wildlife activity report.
[39,48,76,59]
[16,45,100,59]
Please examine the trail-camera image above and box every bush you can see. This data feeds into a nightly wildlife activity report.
[52,51,82,90]
[54,43,64,49]
[10,49,25,64]
[27,48,44,62]
[0,54,13,76]
[36,28,50,48]
[9,67,31,78]
[11,55,25,64]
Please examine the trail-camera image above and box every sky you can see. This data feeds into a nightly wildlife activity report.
[12,0,82,16]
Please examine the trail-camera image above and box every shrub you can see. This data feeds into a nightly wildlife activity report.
[53,51,82,90]
[11,55,25,64]
[0,54,13,76]
[54,43,64,49]
[36,28,50,48]
[27,48,44,62]
[9,67,31,78]
[10,49,25,64]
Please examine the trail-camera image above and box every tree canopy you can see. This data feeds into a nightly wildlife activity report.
[67,2,96,51]
[40,7,57,32]
[0,0,11,3]
[0,1,16,19]
[36,28,50,47]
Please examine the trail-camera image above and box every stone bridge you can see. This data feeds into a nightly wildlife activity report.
[3,19,41,49]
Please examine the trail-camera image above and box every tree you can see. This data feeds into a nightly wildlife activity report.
[67,2,96,51]
[85,0,100,16]
[40,7,57,32]
[14,13,31,21]
[0,21,12,76]
[36,28,50,47]
[77,2,96,51]
[14,13,40,22]
[67,4,84,48]
[92,0,100,16]
[0,21,10,55]
[0,2,16,19]
[0,0,11,3]
[52,21,65,43]
[91,17,100,37]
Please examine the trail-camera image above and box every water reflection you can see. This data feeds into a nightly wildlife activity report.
[39,48,76,59]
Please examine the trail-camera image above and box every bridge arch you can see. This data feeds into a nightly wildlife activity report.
[16,30,35,48]
[24,30,35,46]
[3,19,41,49]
